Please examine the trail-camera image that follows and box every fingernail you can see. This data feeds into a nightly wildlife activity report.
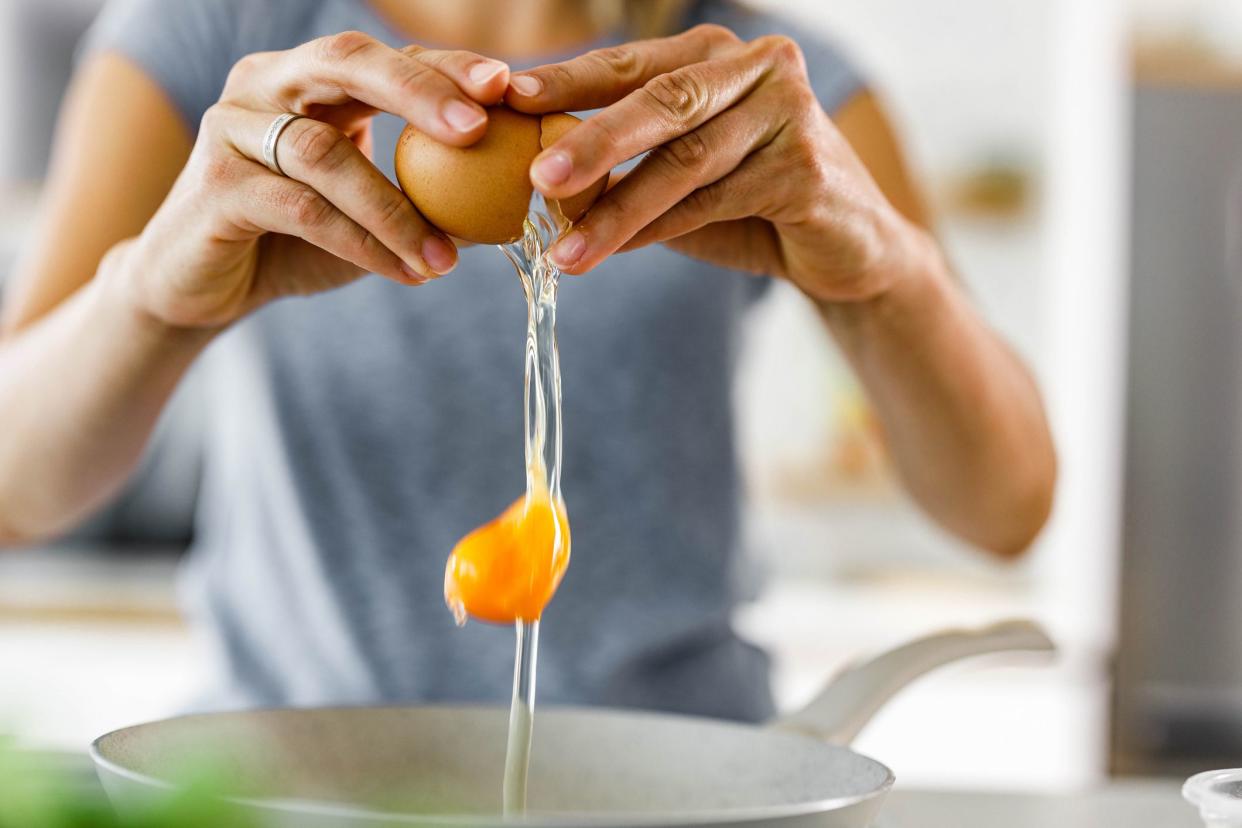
[510,74,542,97]
[548,230,586,268]
[443,99,486,133]
[400,262,428,283]
[469,60,507,85]
[532,150,572,187]
[421,235,457,274]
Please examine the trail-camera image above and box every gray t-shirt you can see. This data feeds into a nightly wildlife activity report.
[83,0,862,722]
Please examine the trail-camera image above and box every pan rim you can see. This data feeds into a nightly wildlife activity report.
[91,702,896,827]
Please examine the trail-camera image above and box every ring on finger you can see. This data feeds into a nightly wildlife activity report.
[262,112,305,176]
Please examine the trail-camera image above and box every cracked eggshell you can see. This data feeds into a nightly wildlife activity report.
[395,106,539,245]
[395,106,608,245]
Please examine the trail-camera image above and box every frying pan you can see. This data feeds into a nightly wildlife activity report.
[92,620,1053,827]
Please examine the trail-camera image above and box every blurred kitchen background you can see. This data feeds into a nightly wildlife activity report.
[0,0,1239,797]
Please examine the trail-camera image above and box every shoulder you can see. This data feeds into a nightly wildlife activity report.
[688,0,866,114]
[78,0,336,129]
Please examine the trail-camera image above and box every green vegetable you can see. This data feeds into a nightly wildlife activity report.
[0,737,259,828]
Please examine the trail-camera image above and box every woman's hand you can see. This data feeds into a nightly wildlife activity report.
[124,31,511,329]
[506,24,917,304]
[508,26,1057,555]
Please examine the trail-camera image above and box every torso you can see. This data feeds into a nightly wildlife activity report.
[86,0,862,720]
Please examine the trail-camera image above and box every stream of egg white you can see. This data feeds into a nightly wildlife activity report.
[497,195,568,817]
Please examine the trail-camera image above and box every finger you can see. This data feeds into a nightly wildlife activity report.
[354,118,374,159]
[662,218,784,276]
[620,148,777,250]
[215,106,457,278]
[545,100,779,272]
[621,168,765,252]
[528,44,776,198]
[403,45,510,105]
[221,158,431,286]
[505,23,740,112]
[223,31,490,146]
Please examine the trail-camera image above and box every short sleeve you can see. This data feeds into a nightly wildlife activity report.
[77,0,244,131]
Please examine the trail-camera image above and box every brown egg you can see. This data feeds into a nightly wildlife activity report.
[395,106,607,245]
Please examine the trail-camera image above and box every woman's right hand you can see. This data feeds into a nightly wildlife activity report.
[118,31,510,330]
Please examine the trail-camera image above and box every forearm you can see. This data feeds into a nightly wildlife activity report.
[0,242,214,543]
[819,227,1056,557]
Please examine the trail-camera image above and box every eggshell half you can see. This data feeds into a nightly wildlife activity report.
[395,107,540,245]
[395,106,608,245]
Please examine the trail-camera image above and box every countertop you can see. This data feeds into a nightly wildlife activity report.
[884,779,1198,827]
[12,753,1202,826]
[0,544,181,623]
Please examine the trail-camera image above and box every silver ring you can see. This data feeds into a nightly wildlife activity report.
[261,112,304,176]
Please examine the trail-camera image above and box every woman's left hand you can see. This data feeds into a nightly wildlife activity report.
[506,24,919,304]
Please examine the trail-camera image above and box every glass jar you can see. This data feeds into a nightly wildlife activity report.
[1186,769,1242,827]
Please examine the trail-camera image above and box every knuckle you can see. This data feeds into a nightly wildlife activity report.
[316,30,376,63]
[643,71,707,126]
[538,63,575,92]
[777,80,819,117]
[755,34,807,73]
[659,130,711,173]
[689,23,740,47]
[786,128,818,164]
[794,81,819,109]
[392,61,435,100]
[199,153,238,190]
[406,46,448,70]
[281,185,333,227]
[375,191,414,230]
[785,133,827,186]
[223,52,267,94]
[580,117,623,160]
[602,190,636,227]
[351,227,384,261]
[589,46,645,85]
[197,103,228,136]
[683,183,721,215]
[755,34,798,59]
[288,120,351,173]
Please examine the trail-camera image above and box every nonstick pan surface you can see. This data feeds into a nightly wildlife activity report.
[94,704,892,827]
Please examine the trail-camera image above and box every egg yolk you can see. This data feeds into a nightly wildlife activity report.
[444,486,570,625]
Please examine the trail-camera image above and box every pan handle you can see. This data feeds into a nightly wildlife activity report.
[771,619,1055,746]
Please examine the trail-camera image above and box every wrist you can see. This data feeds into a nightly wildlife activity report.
[793,197,939,304]
[94,238,220,348]
[817,218,953,331]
